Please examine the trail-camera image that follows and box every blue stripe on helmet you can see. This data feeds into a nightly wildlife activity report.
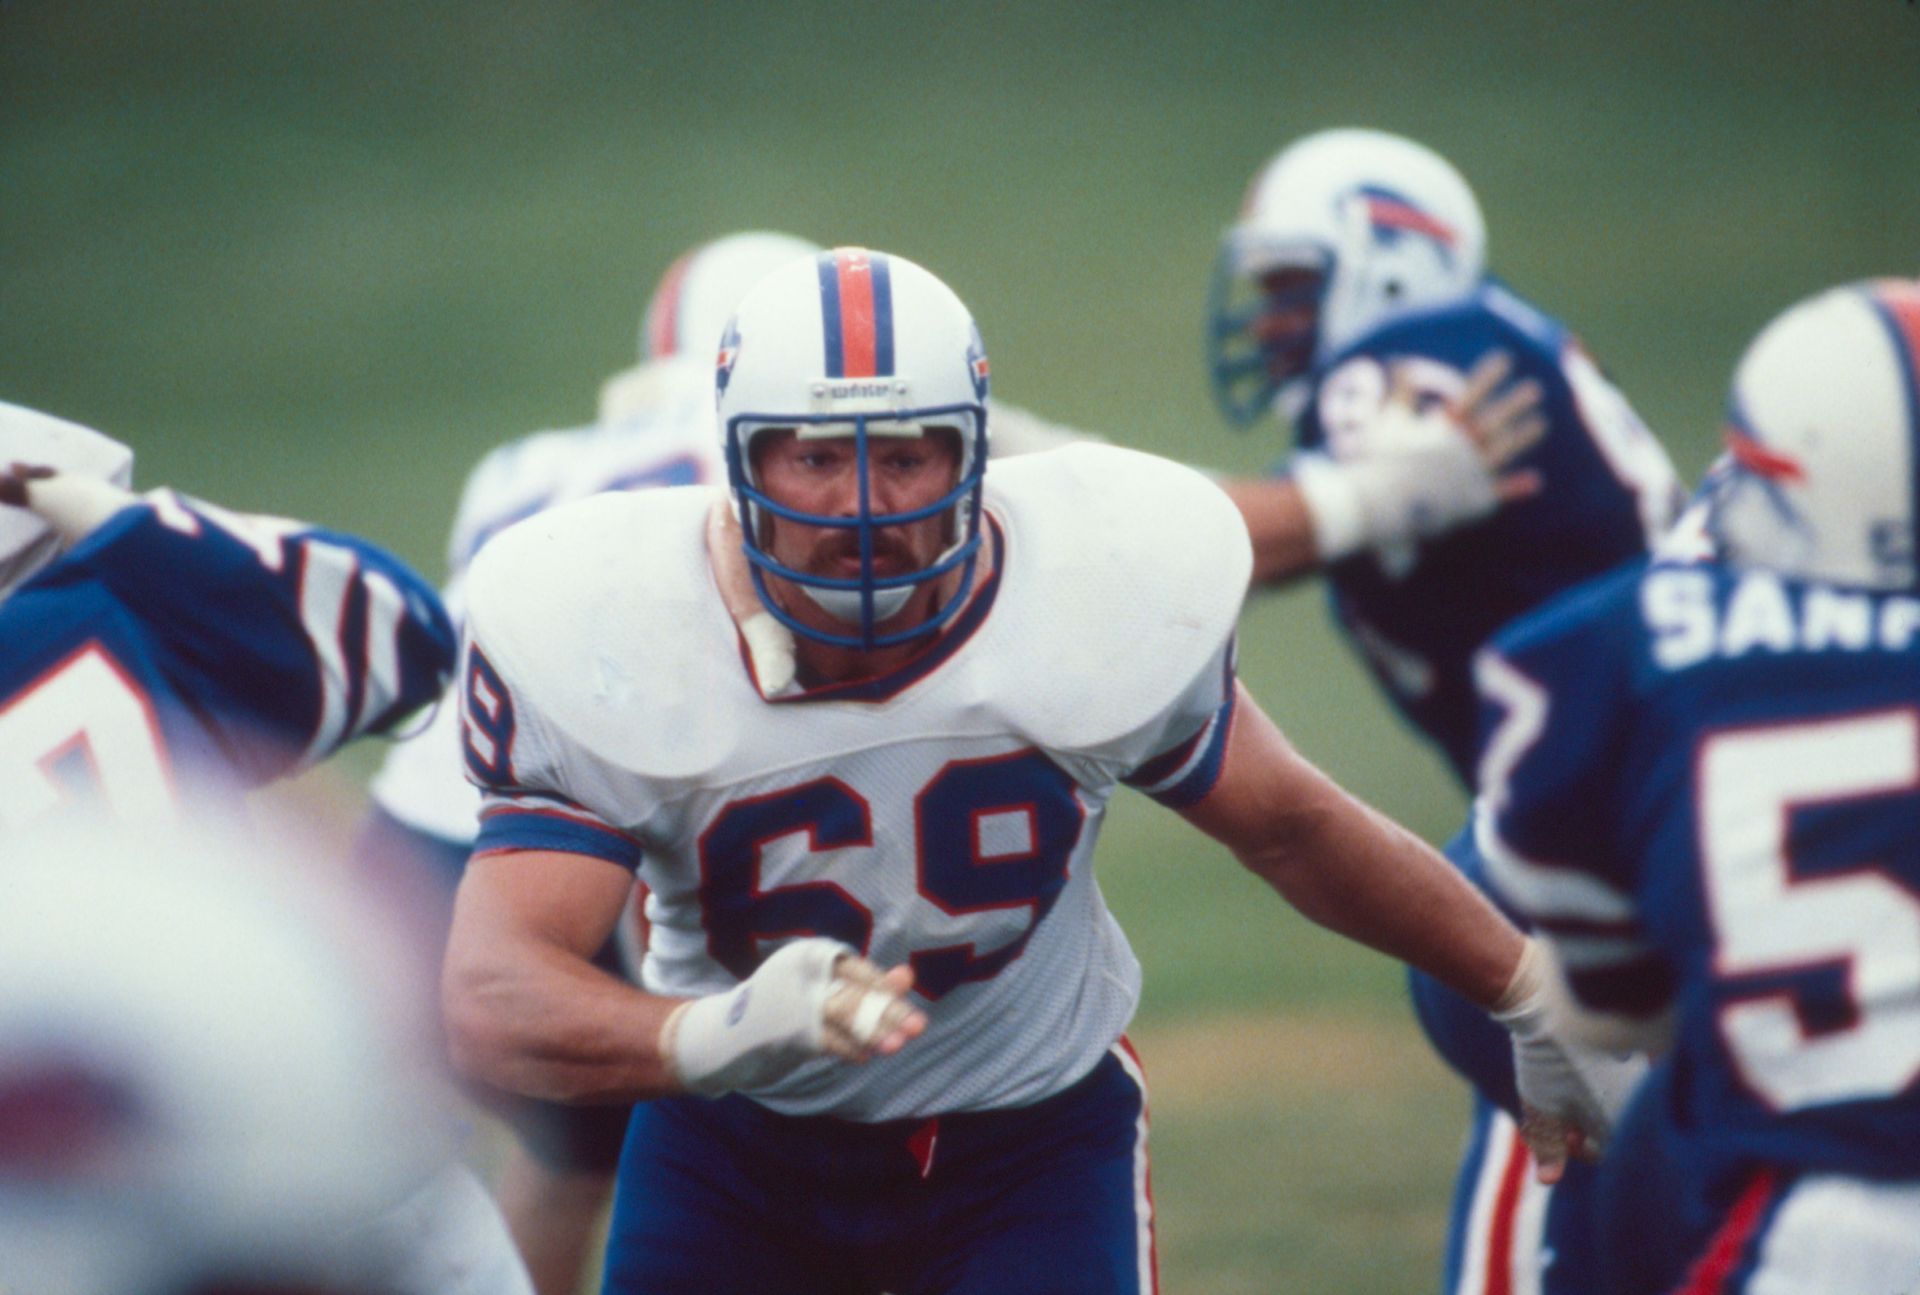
[870,253,895,376]
[817,252,844,378]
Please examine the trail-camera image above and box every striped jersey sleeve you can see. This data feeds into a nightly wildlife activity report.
[456,633,642,872]
[1119,638,1239,808]
[63,491,455,782]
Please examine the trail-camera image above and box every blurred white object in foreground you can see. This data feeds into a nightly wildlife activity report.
[0,822,460,1294]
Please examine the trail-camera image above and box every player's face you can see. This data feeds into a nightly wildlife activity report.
[752,427,962,610]
[1254,266,1322,382]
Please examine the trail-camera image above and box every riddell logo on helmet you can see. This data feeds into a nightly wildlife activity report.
[809,378,911,413]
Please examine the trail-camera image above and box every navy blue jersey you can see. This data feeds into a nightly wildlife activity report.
[1293,282,1681,781]
[1479,559,1920,1188]
[0,491,453,828]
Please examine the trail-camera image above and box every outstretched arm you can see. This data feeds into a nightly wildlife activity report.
[1179,684,1525,1002]
[1174,682,1622,1179]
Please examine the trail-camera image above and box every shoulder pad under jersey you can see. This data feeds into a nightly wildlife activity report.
[981,443,1250,751]
[461,485,745,780]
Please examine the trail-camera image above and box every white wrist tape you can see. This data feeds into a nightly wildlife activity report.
[1290,403,1501,561]
[1491,935,1548,1026]
[664,937,850,1098]
[1291,454,1370,563]
[1495,938,1645,1150]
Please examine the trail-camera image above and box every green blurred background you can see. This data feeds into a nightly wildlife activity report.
[4,3,1916,1289]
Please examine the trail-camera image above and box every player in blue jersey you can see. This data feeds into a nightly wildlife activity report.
[1478,277,1920,1294]
[1206,128,1683,1295]
[0,402,535,1293]
[0,402,456,823]
[438,246,1629,1295]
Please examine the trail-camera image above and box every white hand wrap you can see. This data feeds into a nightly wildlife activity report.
[1493,939,1646,1151]
[1292,402,1500,562]
[663,937,852,1098]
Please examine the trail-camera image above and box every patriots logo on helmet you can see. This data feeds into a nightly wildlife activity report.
[967,325,990,401]
[715,318,742,403]
[1354,184,1460,264]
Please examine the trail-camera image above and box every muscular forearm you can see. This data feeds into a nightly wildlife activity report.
[1237,788,1524,1008]
[442,937,685,1104]
[1180,687,1525,1006]
[441,853,685,1104]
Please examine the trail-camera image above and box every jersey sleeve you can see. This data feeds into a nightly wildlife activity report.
[1472,575,1674,1022]
[57,490,454,782]
[1116,637,1239,808]
[457,623,643,873]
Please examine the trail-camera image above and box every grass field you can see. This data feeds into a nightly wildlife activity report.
[5,3,1917,1289]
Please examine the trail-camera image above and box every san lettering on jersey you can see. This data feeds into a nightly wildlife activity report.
[458,444,1250,1121]
[1293,282,1683,781]
[1476,559,1920,1185]
[0,492,453,831]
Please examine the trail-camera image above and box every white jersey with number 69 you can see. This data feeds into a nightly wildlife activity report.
[459,443,1249,1121]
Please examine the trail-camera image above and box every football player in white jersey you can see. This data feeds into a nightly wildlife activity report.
[438,247,1630,1294]
[361,229,1097,1294]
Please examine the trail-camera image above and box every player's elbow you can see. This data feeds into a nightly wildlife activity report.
[1233,800,1342,900]
[439,947,538,1095]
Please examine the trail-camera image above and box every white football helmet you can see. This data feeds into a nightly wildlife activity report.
[640,230,825,362]
[601,230,823,423]
[1707,278,1920,590]
[0,402,135,603]
[1208,128,1486,428]
[0,824,446,1294]
[717,247,990,650]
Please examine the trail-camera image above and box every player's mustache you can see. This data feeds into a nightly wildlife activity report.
[812,532,915,567]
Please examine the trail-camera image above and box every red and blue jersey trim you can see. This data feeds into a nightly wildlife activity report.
[475,793,644,871]
[1675,1169,1786,1295]
[817,249,896,379]
[1121,650,1239,808]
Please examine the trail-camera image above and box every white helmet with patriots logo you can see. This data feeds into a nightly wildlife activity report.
[717,247,990,651]
[1708,278,1920,590]
[1208,128,1486,428]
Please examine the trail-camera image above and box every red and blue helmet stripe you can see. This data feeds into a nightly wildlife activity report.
[643,247,695,358]
[1865,278,1920,518]
[816,249,896,379]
